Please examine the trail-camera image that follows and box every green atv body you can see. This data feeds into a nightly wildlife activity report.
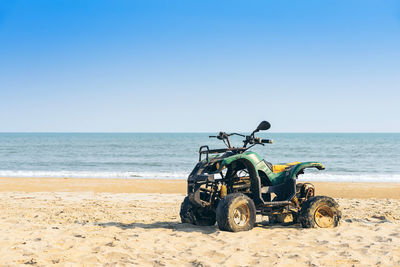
[181,121,341,232]
[219,151,325,186]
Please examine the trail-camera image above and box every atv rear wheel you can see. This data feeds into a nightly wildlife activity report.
[299,196,341,228]
[216,193,256,232]
[180,197,216,226]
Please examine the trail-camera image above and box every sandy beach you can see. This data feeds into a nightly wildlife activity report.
[0,178,399,266]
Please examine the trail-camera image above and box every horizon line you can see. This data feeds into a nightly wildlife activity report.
[0,131,399,134]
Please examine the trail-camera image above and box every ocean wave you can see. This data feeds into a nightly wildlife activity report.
[298,173,400,183]
[0,170,188,179]
[0,170,399,182]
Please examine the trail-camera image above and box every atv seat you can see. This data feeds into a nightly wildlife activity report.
[260,161,302,187]
[272,161,301,173]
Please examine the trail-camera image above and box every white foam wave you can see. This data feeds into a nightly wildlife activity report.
[0,170,399,183]
[0,170,188,179]
[298,173,400,183]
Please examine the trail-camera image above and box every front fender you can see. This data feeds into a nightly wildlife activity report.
[220,152,265,205]
[290,162,325,179]
[221,151,263,167]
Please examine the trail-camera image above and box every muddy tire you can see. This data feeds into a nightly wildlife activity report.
[299,196,341,228]
[216,193,256,232]
[180,197,216,226]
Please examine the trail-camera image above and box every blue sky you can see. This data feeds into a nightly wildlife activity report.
[0,0,399,132]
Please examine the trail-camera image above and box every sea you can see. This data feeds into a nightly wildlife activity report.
[0,133,399,183]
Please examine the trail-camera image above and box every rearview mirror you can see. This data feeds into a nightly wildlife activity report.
[256,121,271,131]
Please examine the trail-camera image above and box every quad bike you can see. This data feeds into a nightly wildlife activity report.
[180,121,341,232]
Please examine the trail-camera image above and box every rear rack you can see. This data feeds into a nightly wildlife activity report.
[198,146,246,161]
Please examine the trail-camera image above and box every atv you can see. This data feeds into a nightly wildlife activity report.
[180,121,341,232]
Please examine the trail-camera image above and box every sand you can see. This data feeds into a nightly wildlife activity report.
[0,178,399,266]
[1,177,400,199]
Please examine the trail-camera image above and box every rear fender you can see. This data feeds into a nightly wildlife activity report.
[290,162,325,179]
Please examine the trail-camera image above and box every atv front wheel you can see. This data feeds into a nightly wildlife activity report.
[216,193,256,232]
[180,197,216,226]
[299,196,341,228]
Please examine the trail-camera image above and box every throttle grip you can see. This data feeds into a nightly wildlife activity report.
[261,139,273,144]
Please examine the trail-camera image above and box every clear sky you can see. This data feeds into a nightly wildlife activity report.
[0,0,399,132]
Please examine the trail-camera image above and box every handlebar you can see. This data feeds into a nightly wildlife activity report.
[209,132,245,140]
[209,132,225,140]
[210,132,273,149]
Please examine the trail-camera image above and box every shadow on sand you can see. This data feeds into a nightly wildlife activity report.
[255,222,303,230]
[95,221,218,234]
[94,221,302,233]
